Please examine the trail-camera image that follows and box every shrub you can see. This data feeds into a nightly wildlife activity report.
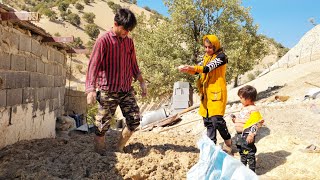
[75,3,84,11]
[58,2,69,12]
[85,24,100,39]
[67,13,81,26]
[143,6,151,12]
[70,37,84,48]
[42,8,57,21]
[83,0,90,5]
[247,73,256,81]
[107,1,122,13]
[83,12,96,23]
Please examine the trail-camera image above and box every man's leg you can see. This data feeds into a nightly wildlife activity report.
[94,91,118,155]
[118,88,141,152]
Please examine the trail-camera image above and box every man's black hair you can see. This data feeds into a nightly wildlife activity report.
[114,8,137,31]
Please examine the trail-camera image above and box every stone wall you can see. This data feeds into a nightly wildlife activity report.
[0,23,67,149]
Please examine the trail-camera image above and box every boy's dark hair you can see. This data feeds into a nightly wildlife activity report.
[114,8,137,31]
[238,85,257,101]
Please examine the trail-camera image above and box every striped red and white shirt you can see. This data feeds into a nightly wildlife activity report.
[85,30,141,93]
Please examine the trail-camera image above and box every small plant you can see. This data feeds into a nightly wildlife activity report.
[85,24,100,39]
[143,6,151,12]
[247,73,256,81]
[67,13,81,26]
[83,12,96,23]
[76,64,83,72]
[107,1,122,13]
[58,2,69,12]
[86,104,97,124]
[42,8,57,21]
[70,37,84,48]
[54,32,61,37]
[75,3,84,11]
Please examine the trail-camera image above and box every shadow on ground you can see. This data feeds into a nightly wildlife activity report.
[256,150,291,175]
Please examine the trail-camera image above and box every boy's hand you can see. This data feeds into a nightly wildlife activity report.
[246,134,254,144]
[230,114,236,123]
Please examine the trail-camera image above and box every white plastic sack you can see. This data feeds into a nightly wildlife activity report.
[187,134,258,180]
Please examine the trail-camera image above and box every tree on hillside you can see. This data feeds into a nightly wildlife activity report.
[308,17,317,26]
[41,8,57,21]
[75,3,84,11]
[164,0,267,87]
[58,2,69,12]
[83,12,96,23]
[70,37,84,48]
[107,1,122,13]
[67,13,81,26]
[131,14,192,100]
[85,24,100,39]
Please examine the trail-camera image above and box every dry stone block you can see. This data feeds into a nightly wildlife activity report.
[11,54,26,71]
[25,57,37,72]
[0,90,6,107]
[31,39,42,57]
[7,88,22,106]
[19,34,32,52]
[0,53,11,70]
[37,59,45,73]
[1,29,19,51]
[23,88,36,104]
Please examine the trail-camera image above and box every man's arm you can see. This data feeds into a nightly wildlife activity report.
[130,41,147,97]
[136,74,147,97]
[85,37,106,104]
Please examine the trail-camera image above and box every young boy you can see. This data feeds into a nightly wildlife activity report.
[231,85,264,172]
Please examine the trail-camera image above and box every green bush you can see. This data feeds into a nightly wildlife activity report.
[60,11,68,20]
[75,3,84,11]
[247,73,256,81]
[143,6,151,12]
[107,1,122,13]
[85,24,100,39]
[67,13,81,26]
[58,2,69,12]
[83,0,90,5]
[83,12,96,23]
[41,8,57,21]
[70,37,84,48]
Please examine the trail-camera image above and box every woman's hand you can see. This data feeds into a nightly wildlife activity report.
[178,65,195,74]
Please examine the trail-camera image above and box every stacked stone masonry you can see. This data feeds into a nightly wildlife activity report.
[0,23,67,149]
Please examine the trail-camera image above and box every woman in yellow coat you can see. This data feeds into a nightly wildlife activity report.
[178,35,232,152]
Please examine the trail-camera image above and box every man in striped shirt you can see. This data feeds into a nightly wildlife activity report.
[85,8,147,154]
